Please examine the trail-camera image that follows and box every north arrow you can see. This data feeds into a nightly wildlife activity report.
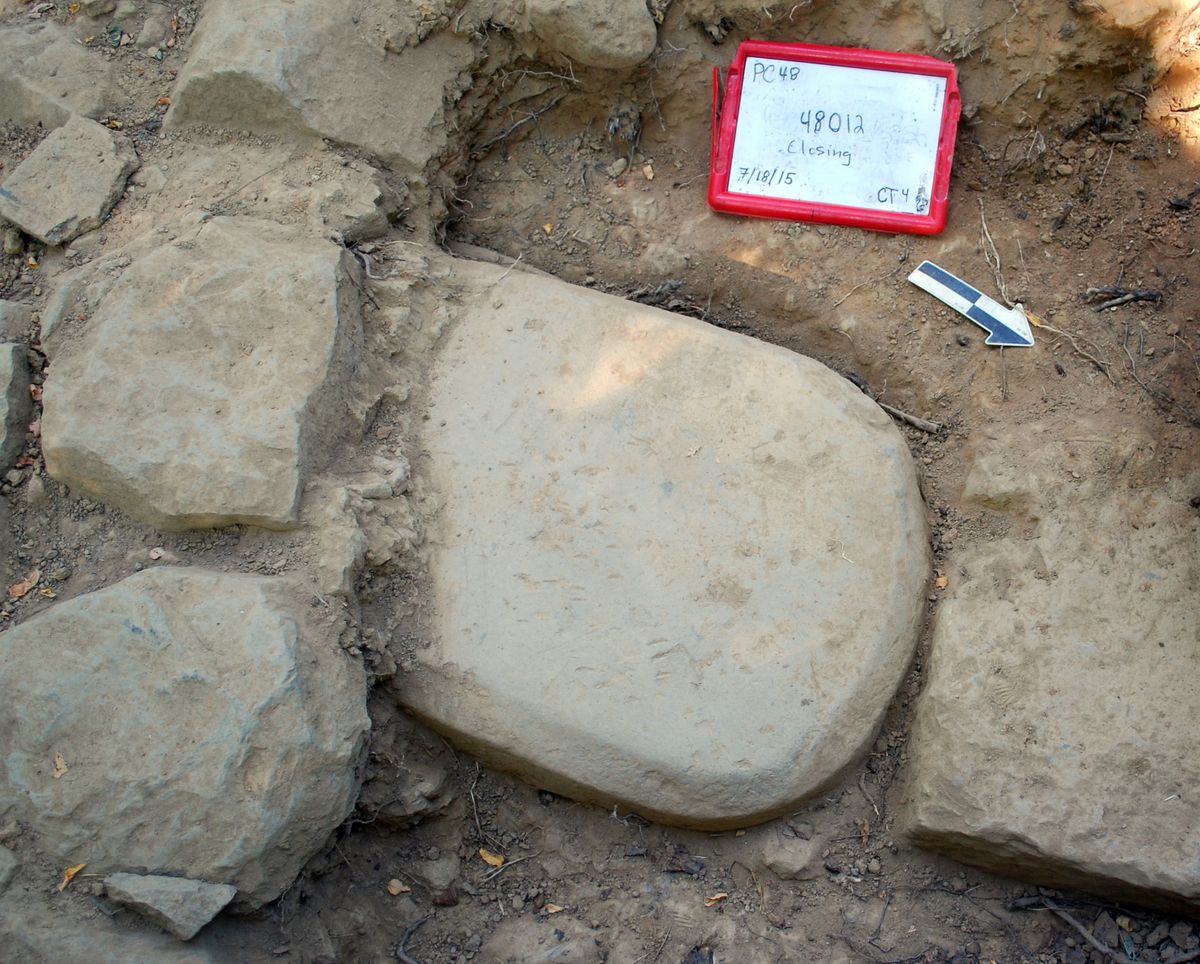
[907,260,1034,347]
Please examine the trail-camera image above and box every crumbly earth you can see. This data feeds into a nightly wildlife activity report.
[1,1,1198,962]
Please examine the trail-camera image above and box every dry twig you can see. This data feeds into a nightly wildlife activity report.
[394,915,430,964]
[1086,286,1163,311]
[469,764,503,851]
[858,772,881,817]
[877,402,943,434]
[631,929,671,964]
[482,850,543,882]
[1038,900,1135,964]
[1122,323,1168,404]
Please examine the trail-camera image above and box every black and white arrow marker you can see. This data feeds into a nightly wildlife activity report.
[907,260,1035,348]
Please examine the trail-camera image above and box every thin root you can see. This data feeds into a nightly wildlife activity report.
[978,200,1011,305]
[1034,320,1116,385]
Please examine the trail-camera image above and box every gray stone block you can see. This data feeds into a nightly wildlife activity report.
[0,115,138,246]
[0,567,369,906]
[400,259,930,829]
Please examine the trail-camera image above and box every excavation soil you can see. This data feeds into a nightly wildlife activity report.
[1,1,1198,962]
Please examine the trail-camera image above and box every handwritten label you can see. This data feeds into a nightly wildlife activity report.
[728,57,947,215]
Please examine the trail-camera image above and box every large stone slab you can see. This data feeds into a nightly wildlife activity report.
[42,217,362,530]
[400,260,930,829]
[166,0,474,175]
[0,567,370,906]
[0,20,121,128]
[0,115,138,246]
[902,426,1200,911]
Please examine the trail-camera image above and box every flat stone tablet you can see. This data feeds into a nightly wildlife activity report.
[902,435,1200,912]
[0,115,137,245]
[401,260,929,828]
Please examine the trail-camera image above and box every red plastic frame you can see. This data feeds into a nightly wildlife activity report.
[708,41,961,235]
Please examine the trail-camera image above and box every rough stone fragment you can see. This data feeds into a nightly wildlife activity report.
[358,752,454,830]
[0,300,32,341]
[903,430,1200,912]
[104,873,237,941]
[1147,922,1171,947]
[0,344,31,470]
[759,830,823,881]
[136,6,173,50]
[0,115,138,245]
[356,694,457,828]
[1092,912,1120,949]
[312,173,391,243]
[0,567,370,906]
[1,227,20,257]
[0,21,121,127]
[400,259,929,829]
[1170,922,1195,948]
[166,0,474,174]
[41,217,362,530]
[526,0,658,69]
[0,846,16,893]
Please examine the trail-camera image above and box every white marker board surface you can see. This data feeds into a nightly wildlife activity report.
[727,57,947,216]
[705,43,960,235]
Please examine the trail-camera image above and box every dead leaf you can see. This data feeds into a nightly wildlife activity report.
[39,588,56,599]
[28,420,40,438]
[542,223,554,235]
[52,751,68,779]
[544,903,564,914]
[386,879,410,896]
[29,384,42,402]
[67,2,79,12]
[156,95,171,107]
[934,575,949,590]
[704,893,729,907]
[105,119,123,130]
[479,848,505,868]
[8,569,41,600]
[57,862,86,892]
[642,163,655,181]
[860,819,871,847]
[25,256,38,270]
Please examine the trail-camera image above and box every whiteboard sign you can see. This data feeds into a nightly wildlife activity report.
[709,42,961,235]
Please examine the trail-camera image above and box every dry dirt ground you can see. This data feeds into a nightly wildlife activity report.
[1,1,1199,962]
